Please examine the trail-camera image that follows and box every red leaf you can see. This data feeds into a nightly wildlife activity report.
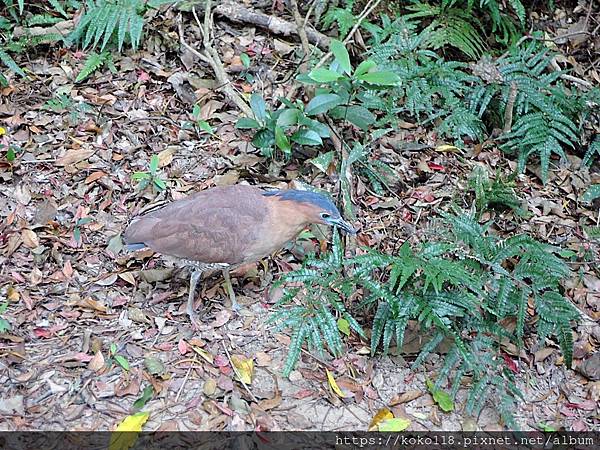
[34,328,51,339]
[214,354,229,367]
[427,162,445,171]
[178,339,189,355]
[138,70,151,82]
[502,352,519,373]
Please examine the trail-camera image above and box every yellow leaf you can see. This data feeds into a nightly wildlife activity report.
[192,346,213,364]
[326,369,345,398]
[435,144,460,153]
[231,355,254,385]
[7,286,19,302]
[379,417,411,431]
[0,127,6,136]
[109,412,149,450]
[368,408,393,431]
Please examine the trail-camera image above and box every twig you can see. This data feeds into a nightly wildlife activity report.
[503,82,518,132]
[221,340,259,403]
[314,0,382,70]
[176,2,253,117]
[289,0,310,74]
[175,356,197,402]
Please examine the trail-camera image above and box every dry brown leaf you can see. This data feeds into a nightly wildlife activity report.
[84,171,106,184]
[157,147,176,168]
[88,351,105,372]
[390,390,423,405]
[21,229,39,248]
[55,149,95,166]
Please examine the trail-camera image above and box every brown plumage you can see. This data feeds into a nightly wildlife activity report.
[123,184,355,327]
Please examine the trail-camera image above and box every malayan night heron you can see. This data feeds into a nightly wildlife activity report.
[123,184,355,327]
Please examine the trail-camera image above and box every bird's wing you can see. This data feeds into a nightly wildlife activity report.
[124,187,267,264]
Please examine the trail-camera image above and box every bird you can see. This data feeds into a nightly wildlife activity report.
[123,184,356,327]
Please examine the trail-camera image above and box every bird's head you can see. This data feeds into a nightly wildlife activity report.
[264,189,356,235]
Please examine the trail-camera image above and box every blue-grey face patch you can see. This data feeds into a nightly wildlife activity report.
[263,189,340,217]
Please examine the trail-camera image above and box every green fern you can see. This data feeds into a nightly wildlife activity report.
[68,0,153,51]
[583,136,600,167]
[75,50,112,82]
[321,0,357,37]
[468,165,524,217]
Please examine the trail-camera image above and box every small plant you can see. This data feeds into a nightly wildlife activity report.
[45,93,92,122]
[68,0,173,52]
[273,207,580,427]
[191,104,215,136]
[0,302,10,333]
[468,166,524,217]
[132,154,167,192]
[109,343,130,371]
[269,230,365,376]
[236,94,330,159]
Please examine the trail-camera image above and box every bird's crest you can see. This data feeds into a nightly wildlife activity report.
[263,189,340,217]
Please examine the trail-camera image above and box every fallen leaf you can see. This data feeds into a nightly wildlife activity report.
[379,417,411,431]
[109,412,149,450]
[426,379,454,412]
[390,390,423,405]
[55,148,95,166]
[231,355,254,385]
[368,408,393,431]
[88,351,105,372]
[21,229,39,248]
[326,369,346,398]
[157,147,176,167]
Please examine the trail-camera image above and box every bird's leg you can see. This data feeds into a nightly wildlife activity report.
[222,270,241,313]
[187,268,202,328]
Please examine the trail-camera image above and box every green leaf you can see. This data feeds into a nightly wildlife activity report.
[250,93,267,122]
[149,155,159,173]
[236,117,261,129]
[131,172,151,181]
[153,178,166,191]
[305,94,343,116]
[582,184,600,203]
[252,129,275,149]
[6,147,16,162]
[290,129,322,146]
[115,354,130,371]
[309,150,335,173]
[378,417,411,431]
[354,60,376,77]
[240,52,251,68]
[330,39,351,75]
[426,379,454,412]
[337,318,350,336]
[276,108,299,127]
[0,317,10,333]
[133,386,154,410]
[308,68,342,83]
[275,126,291,153]
[110,343,117,355]
[331,105,375,130]
[358,71,400,86]
[196,120,213,134]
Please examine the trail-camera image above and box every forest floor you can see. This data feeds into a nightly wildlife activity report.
[0,0,599,432]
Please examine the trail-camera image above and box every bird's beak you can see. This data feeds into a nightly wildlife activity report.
[330,217,357,235]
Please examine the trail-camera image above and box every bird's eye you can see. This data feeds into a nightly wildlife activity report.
[320,212,331,219]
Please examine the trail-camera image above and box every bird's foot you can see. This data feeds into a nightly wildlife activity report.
[230,300,242,315]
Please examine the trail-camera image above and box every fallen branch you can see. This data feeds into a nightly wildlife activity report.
[180,0,330,49]
[177,1,253,117]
